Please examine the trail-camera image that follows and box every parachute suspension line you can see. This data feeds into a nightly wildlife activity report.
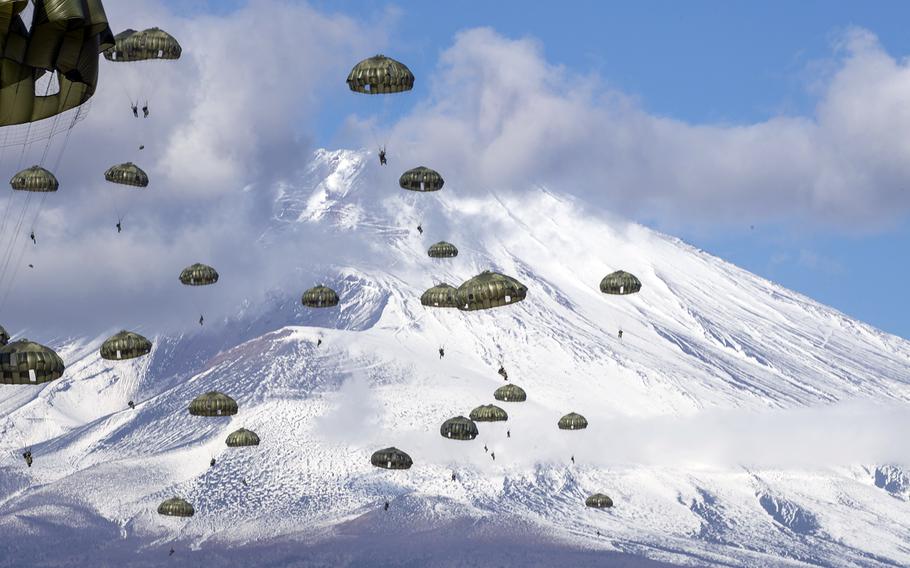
[0,78,32,249]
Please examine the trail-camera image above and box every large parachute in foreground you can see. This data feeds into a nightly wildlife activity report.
[0,0,114,127]
[0,339,64,384]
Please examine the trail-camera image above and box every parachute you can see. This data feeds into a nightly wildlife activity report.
[599,270,641,295]
[0,324,8,346]
[440,416,478,440]
[100,330,151,360]
[104,162,148,187]
[301,284,339,308]
[469,404,508,422]
[346,55,414,95]
[585,493,614,508]
[558,412,588,430]
[10,166,58,192]
[179,263,219,286]
[226,428,260,447]
[427,241,458,258]
[157,497,194,517]
[399,166,444,192]
[104,28,182,62]
[455,271,528,311]
[188,391,238,416]
[370,447,412,470]
[493,384,527,402]
[420,283,458,308]
[0,339,64,384]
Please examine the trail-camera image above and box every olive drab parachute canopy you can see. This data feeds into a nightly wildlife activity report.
[180,263,219,286]
[301,285,339,308]
[0,0,114,127]
[420,283,458,308]
[469,404,508,422]
[585,494,614,508]
[427,241,458,258]
[399,166,444,192]
[104,162,148,187]
[100,330,151,360]
[0,324,8,346]
[226,428,260,447]
[347,54,414,94]
[599,270,642,295]
[440,416,478,440]
[370,447,412,470]
[494,384,527,402]
[455,271,528,311]
[157,497,194,517]
[558,412,588,430]
[188,391,238,416]
[10,166,59,192]
[0,339,65,384]
[103,28,182,62]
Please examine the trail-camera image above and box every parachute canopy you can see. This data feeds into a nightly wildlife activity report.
[399,166,444,192]
[0,324,9,346]
[103,28,181,62]
[0,339,65,385]
[599,270,641,295]
[494,384,527,402]
[370,447,412,470]
[455,271,527,311]
[440,416,478,440]
[469,404,508,422]
[180,263,218,286]
[585,493,614,508]
[420,283,458,308]
[301,285,339,308]
[226,428,260,447]
[0,0,114,127]
[428,241,458,258]
[10,166,58,192]
[157,497,194,517]
[346,54,414,94]
[188,391,238,416]
[558,412,588,430]
[100,330,152,360]
[104,162,148,187]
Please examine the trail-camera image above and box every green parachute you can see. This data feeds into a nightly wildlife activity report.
[599,270,641,295]
[399,166,444,192]
[440,416,478,440]
[455,271,527,311]
[157,497,194,517]
[420,283,458,308]
[493,384,527,402]
[103,28,182,62]
[427,241,458,258]
[585,493,614,508]
[0,324,8,346]
[370,447,412,470]
[558,412,588,430]
[301,284,339,308]
[469,404,508,422]
[104,162,148,187]
[226,428,260,447]
[347,55,414,95]
[179,263,219,286]
[0,339,64,385]
[188,391,238,417]
[100,330,151,360]
[10,166,58,192]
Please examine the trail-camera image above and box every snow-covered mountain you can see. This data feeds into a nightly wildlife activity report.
[1,148,909,568]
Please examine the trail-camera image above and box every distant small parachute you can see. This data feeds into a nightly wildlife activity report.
[420,283,458,308]
[0,324,8,346]
[370,447,412,470]
[399,166,444,192]
[10,166,59,192]
[157,497,194,517]
[347,55,414,94]
[188,391,238,416]
[585,494,614,508]
[103,28,182,62]
[100,330,152,360]
[179,263,219,286]
[104,162,149,187]
[301,284,339,308]
[494,384,527,402]
[469,404,508,423]
[440,416,478,440]
[599,270,641,295]
[226,428,260,447]
[0,339,64,385]
[455,271,527,311]
[558,412,588,430]
[427,241,458,258]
